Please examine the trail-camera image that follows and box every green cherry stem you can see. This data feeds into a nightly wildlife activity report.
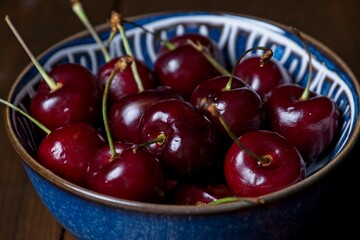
[109,11,144,92]
[187,39,229,75]
[131,133,166,153]
[289,26,313,101]
[70,0,111,62]
[0,98,51,135]
[204,196,265,206]
[223,46,273,91]
[200,98,272,167]
[5,15,60,91]
[102,56,134,159]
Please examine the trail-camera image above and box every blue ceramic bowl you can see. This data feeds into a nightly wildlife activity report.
[5,11,360,240]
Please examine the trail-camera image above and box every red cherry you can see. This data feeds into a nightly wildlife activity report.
[37,122,106,187]
[29,63,102,130]
[97,57,157,103]
[86,142,166,203]
[139,98,219,176]
[167,182,234,205]
[154,36,223,99]
[109,86,182,144]
[224,130,306,197]
[234,55,292,98]
[157,33,226,67]
[190,75,264,139]
[263,83,340,160]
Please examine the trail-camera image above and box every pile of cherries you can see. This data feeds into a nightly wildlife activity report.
[4,4,340,205]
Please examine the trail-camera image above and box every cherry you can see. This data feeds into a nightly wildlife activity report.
[263,27,340,160]
[233,55,292,98]
[263,84,340,160]
[6,16,102,131]
[37,122,106,187]
[190,75,264,139]
[157,33,226,68]
[138,98,219,176]
[97,57,157,103]
[73,9,158,104]
[29,63,102,130]
[109,86,183,144]
[166,182,234,205]
[86,142,166,203]
[224,130,306,197]
[86,57,166,203]
[153,34,224,100]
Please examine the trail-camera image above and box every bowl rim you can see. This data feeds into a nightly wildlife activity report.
[4,10,360,215]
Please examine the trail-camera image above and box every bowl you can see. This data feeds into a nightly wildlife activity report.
[4,11,360,240]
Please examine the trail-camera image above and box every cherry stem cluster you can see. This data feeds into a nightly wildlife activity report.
[108,11,144,92]
[102,56,134,159]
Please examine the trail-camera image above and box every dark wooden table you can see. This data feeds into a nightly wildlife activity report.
[1,1,359,239]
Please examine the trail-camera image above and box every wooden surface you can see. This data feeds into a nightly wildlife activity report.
[0,0,359,239]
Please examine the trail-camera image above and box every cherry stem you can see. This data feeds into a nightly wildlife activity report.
[5,15,59,91]
[223,46,273,91]
[200,98,272,167]
[202,196,265,206]
[0,98,51,135]
[102,56,134,159]
[108,11,144,92]
[186,39,229,76]
[131,133,166,153]
[290,26,313,101]
[70,0,111,63]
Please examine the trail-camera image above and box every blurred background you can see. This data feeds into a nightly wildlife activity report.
[1,0,359,239]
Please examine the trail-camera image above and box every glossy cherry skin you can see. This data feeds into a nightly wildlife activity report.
[224,130,306,197]
[109,86,182,144]
[189,75,249,106]
[139,98,219,176]
[97,57,157,103]
[29,63,102,130]
[154,42,222,100]
[167,182,234,205]
[263,83,340,160]
[190,75,264,138]
[86,142,166,203]
[37,122,106,187]
[157,33,226,67]
[234,56,292,98]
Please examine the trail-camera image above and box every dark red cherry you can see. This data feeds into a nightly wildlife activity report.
[86,142,166,203]
[154,39,223,100]
[139,98,219,176]
[109,86,182,144]
[29,63,102,130]
[224,130,306,197]
[263,83,340,160]
[37,122,106,187]
[157,33,226,67]
[167,182,234,205]
[234,55,292,98]
[191,75,264,139]
[97,57,157,103]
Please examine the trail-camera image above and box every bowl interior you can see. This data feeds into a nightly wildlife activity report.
[6,11,360,207]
